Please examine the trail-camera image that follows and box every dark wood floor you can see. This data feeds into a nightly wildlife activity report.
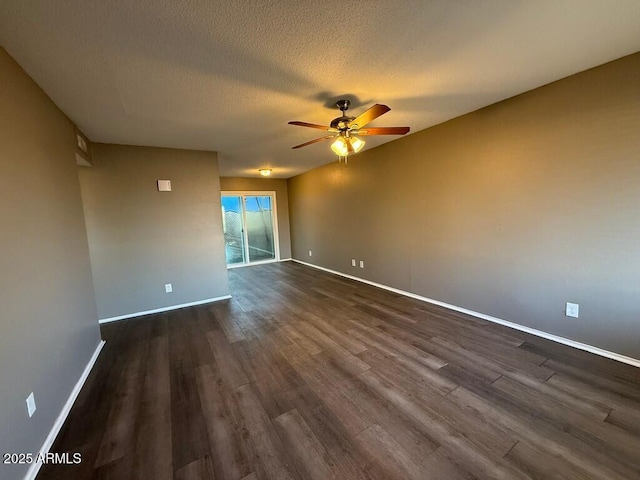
[39,262,640,480]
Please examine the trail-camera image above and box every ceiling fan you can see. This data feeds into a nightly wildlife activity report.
[289,100,410,163]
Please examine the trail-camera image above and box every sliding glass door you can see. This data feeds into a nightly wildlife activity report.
[244,195,276,263]
[221,195,246,265]
[221,192,279,267]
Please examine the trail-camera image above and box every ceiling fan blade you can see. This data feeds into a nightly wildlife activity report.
[350,104,391,129]
[288,121,336,131]
[357,126,410,135]
[292,135,335,149]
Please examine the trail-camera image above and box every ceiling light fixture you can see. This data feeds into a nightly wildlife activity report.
[330,134,365,163]
[350,136,365,153]
[258,168,272,176]
[330,137,349,157]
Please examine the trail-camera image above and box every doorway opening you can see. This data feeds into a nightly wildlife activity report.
[221,192,279,268]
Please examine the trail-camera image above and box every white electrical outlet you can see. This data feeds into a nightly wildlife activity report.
[565,302,579,318]
[351,259,356,267]
[26,392,36,418]
[165,283,173,293]
[308,250,313,257]
[359,260,364,268]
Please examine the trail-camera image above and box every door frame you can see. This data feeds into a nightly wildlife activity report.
[221,191,280,268]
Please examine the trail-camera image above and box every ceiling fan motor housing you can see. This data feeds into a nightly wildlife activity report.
[330,116,355,130]
[331,99,355,130]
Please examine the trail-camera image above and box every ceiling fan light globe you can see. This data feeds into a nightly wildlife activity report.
[350,136,365,153]
[331,137,349,157]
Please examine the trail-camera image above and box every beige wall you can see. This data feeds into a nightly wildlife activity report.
[0,48,101,479]
[288,52,640,359]
[80,144,229,319]
[220,177,292,259]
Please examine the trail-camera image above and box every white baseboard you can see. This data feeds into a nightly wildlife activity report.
[280,257,293,262]
[291,259,640,369]
[24,340,106,480]
[98,295,232,324]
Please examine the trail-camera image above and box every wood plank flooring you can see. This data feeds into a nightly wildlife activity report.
[38,262,640,480]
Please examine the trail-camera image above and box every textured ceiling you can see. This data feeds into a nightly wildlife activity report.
[1,1,639,178]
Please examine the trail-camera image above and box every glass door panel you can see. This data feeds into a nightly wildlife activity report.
[244,196,276,262]
[221,193,278,267]
[221,195,246,266]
